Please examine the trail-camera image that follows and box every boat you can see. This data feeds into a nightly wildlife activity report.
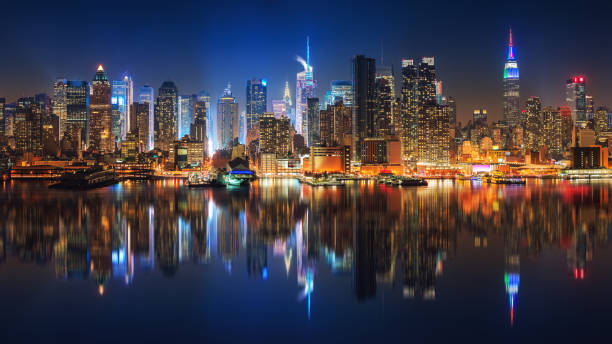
[187,173,223,187]
[486,176,526,185]
[400,178,428,187]
[302,176,345,187]
[49,166,120,190]
[225,169,255,187]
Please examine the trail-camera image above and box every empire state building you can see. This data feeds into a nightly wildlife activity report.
[503,28,520,127]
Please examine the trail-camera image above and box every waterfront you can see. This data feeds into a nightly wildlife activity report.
[1,179,611,342]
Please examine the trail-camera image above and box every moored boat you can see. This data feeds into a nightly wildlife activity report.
[49,166,120,190]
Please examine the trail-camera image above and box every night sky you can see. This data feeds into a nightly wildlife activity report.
[1,0,611,123]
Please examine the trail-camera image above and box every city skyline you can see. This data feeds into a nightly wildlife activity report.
[2,1,612,123]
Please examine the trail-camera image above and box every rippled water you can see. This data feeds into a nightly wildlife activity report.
[0,179,611,342]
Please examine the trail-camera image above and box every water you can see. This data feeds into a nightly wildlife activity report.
[0,179,611,343]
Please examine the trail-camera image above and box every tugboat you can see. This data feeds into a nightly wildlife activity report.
[49,166,120,190]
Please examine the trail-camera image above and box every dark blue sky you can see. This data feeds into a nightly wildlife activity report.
[1,0,612,122]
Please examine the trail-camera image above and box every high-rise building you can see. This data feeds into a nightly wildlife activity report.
[276,115,291,158]
[324,80,353,107]
[110,74,133,142]
[296,37,316,139]
[541,106,563,159]
[524,97,542,152]
[138,85,155,151]
[473,109,487,124]
[65,80,89,151]
[319,100,352,148]
[586,95,594,120]
[197,91,212,152]
[179,94,196,139]
[130,102,151,152]
[446,96,457,128]
[566,75,587,126]
[14,97,43,155]
[416,57,448,165]
[0,98,4,138]
[111,80,126,143]
[190,100,207,159]
[89,65,113,153]
[283,81,294,126]
[400,59,418,163]
[216,85,239,149]
[154,81,178,151]
[259,113,276,154]
[594,107,608,137]
[375,65,396,136]
[306,98,320,147]
[246,79,267,132]
[503,28,521,127]
[352,55,376,163]
[52,79,68,141]
[272,100,286,119]
[559,106,573,152]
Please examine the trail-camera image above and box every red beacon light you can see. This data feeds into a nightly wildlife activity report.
[579,77,584,83]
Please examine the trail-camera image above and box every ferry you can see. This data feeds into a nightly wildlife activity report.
[486,176,526,185]
[49,166,120,190]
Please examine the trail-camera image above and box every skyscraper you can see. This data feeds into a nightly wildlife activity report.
[154,81,178,151]
[503,28,520,127]
[400,59,418,163]
[416,57,449,165]
[283,81,294,126]
[89,65,113,153]
[259,113,276,154]
[65,80,89,151]
[296,37,316,140]
[130,102,151,152]
[306,97,320,147]
[111,74,133,142]
[246,79,267,132]
[565,75,587,127]
[542,106,563,159]
[179,94,195,139]
[138,85,155,151]
[190,100,207,158]
[272,100,287,119]
[524,96,542,152]
[375,65,395,136]
[14,97,43,155]
[216,85,239,149]
[52,78,68,141]
[352,55,376,163]
[0,98,5,138]
[324,80,353,107]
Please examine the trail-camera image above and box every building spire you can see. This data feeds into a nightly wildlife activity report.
[507,28,515,60]
[306,36,310,72]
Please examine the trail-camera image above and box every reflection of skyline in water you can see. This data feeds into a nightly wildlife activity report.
[0,179,610,323]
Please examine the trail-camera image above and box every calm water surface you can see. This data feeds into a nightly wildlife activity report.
[1,179,611,343]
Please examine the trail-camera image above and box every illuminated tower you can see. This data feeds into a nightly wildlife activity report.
[296,37,316,144]
[89,65,113,153]
[52,78,68,141]
[283,81,294,126]
[503,28,521,127]
[138,85,155,151]
[565,75,586,127]
[216,84,239,149]
[111,74,132,142]
[375,65,395,136]
[246,79,268,132]
[154,81,179,151]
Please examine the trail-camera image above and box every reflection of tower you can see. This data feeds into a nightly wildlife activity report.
[567,223,592,280]
[216,206,239,272]
[504,227,521,326]
[296,217,315,319]
[246,229,268,279]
